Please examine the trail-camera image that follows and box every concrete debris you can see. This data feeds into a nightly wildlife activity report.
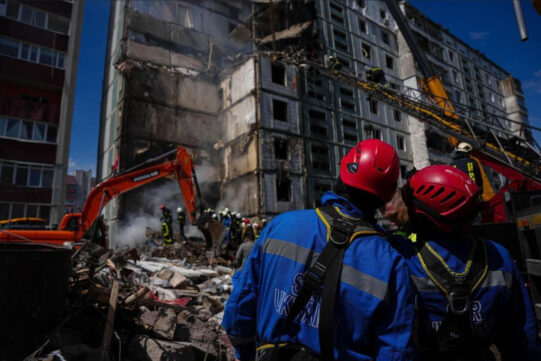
[30,241,236,361]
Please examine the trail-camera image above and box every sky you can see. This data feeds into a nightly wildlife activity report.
[68,0,541,177]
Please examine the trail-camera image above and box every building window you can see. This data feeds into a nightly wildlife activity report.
[393,109,401,122]
[385,55,393,69]
[382,30,390,45]
[271,62,286,86]
[333,28,348,52]
[342,118,357,143]
[359,19,367,33]
[365,126,382,140]
[357,0,365,8]
[0,202,51,222]
[0,117,57,144]
[380,9,387,20]
[0,37,19,57]
[369,100,378,114]
[0,160,54,188]
[396,135,406,151]
[362,43,372,59]
[448,50,455,62]
[311,143,330,171]
[330,2,345,24]
[490,92,495,103]
[274,138,288,160]
[2,1,70,34]
[276,176,291,202]
[0,36,66,69]
[273,99,288,122]
[309,109,328,138]
[453,71,459,84]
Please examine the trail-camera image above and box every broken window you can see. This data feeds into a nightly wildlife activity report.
[273,99,288,122]
[365,125,382,140]
[274,138,288,160]
[342,118,358,143]
[311,143,330,171]
[362,43,372,59]
[369,100,378,115]
[276,176,291,202]
[272,63,286,86]
[359,19,367,33]
[333,29,348,52]
[339,87,355,112]
[307,73,325,101]
[330,2,345,24]
[309,110,328,138]
[393,109,401,122]
[385,55,393,69]
[382,30,390,45]
[396,135,406,151]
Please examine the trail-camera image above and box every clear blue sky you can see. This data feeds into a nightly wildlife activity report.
[68,0,541,177]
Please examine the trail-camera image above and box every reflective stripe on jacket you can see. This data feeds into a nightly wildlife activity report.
[222,192,416,361]
[389,233,541,361]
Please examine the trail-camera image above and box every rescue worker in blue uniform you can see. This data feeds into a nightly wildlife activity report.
[389,165,541,361]
[223,139,416,361]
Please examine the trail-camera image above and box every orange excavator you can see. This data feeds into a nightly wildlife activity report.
[0,147,200,247]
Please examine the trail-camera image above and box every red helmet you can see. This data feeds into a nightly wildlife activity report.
[402,165,480,232]
[340,139,399,203]
[243,218,250,225]
[159,204,165,209]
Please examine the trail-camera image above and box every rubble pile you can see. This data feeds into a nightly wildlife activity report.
[31,242,237,361]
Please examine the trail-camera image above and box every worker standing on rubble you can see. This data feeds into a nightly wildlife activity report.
[223,139,416,361]
[389,165,541,361]
[160,204,173,230]
[235,231,255,268]
[161,219,173,246]
[177,207,186,239]
[450,142,484,193]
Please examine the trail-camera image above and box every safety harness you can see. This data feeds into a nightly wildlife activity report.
[268,205,380,361]
[412,235,490,360]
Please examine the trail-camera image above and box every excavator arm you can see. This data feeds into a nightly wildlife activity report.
[74,147,199,239]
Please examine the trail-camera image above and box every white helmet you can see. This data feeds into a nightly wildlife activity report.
[224,208,229,213]
[457,142,473,153]
[177,207,183,212]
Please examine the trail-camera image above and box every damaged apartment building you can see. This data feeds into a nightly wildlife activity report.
[97,0,529,246]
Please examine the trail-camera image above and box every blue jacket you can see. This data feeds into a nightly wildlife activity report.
[222,192,416,361]
[389,232,541,360]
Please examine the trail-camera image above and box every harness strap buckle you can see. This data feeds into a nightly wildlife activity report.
[330,218,355,247]
[303,267,325,293]
[449,291,470,315]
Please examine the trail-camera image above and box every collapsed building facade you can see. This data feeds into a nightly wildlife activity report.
[97,0,529,247]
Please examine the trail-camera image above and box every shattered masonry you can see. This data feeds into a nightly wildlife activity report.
[97,0,529,247]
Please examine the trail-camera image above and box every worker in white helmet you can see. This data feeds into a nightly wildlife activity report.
[177,207,186,239]
[450,142,484,193]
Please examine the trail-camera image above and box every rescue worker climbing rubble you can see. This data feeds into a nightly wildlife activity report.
[389,165,541,361]
[223,139,416,361]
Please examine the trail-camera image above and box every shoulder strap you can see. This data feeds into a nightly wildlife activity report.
[414,236,489,357]
[271,206,378,361]
[415,237,488,309]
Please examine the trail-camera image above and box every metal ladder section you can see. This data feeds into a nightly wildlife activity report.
[298,58,541,182]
